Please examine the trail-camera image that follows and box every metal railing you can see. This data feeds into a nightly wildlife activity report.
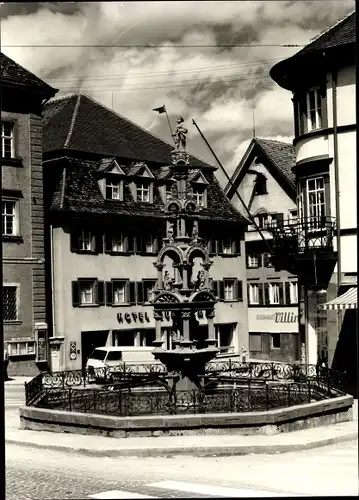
[268,216,336,254]
[24,362,347,416]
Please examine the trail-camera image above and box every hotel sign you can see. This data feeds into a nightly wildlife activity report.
[116,309,207,326]
[248,307,299,333]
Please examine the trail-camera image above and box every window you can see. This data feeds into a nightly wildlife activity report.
[137,183,150,202]
[289,282,298,304]
[224,280,235,300]
[112,234,124,253]
[296,87,326,135]
[297,185,304,220]
[248,284,259,305]
[269,283,280,305]
[145,234,154,253]
[2,200,18,236]
[144,280,157,302]
[166,184,173,201]
[256,213,268,229]
[271,333,281,349]
[3,285,18,321]
[289,209,298,224]
[222,238,233,254]
[247,252,260,268]
[8,341,35,356]
[79,280,95,304]
[79,230,93,251]
[140,329,156,347]
[216,323,235,353]
[113,281,127,304]
[307,177,325,227]
[193,187,206,207]
[249,333,262,352]
[106,180,121,200]
[254,175,267,195]
[1,121,15,158]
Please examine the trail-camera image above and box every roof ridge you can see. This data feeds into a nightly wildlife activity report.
[0,51,56,91]
[64,93,82,148]
[309,9,355,44]
[46,92,80,104]
[78,92,215,168]
[60,167,67,209]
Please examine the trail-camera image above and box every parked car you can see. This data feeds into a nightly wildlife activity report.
[85,346,162,383]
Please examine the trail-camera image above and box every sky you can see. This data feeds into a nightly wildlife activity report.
[0,1,355,185]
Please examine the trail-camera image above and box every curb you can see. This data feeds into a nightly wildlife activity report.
[5,431,357,458]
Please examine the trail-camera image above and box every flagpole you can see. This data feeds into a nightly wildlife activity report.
[163,105,176,146]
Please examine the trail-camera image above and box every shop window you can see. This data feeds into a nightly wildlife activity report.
[247,252,260,268]
[248,283,259,305]
[289,282,298,304]
[3,285,18,322]
[2,199,19,236]
[249,333,262,352]
[72,279,105,307]
[140,329,156,347]
[271,333,281,349]
[114,330,135,347]
[1,121,15,158]
[8,341,35,356]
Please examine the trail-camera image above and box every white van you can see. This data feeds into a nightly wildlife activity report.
[85,346,162,382]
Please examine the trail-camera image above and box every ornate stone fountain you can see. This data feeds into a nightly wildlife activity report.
[151,116,219,391]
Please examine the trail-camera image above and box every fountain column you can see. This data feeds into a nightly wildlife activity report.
[152,310,164,349]
[205,309,217,348]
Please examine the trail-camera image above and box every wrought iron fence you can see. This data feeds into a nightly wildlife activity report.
[268,216,336,254]
[24,361,347,416]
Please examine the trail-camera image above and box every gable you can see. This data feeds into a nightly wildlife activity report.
[190,171,209,185]
[108,161,125,176]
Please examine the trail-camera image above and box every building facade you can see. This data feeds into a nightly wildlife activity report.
[226,138,300,363]
[42,93,248,372]
[1,53,57,376]
[269,11,357,393]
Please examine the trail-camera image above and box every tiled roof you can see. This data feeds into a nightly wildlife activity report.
[1,52,57,96]
[43,93,214,169]
[297,10,355,55]
[48,156,246,224]
[254,138,296,186]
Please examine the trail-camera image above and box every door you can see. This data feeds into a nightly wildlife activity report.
[50,344,61,372]
[81,330,109,371]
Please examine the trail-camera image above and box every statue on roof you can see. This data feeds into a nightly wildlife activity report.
[172,116,188,151]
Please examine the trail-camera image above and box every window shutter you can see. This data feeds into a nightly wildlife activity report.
[264,283,270,305]
[72,281,80,307]
[94,232,103,253]
[236,280,243,301]
[235,238,241,255]
[299,93,307,134]
[217,239,223,254]
[153,234,159,253]
[129,281,136,304]
[126,232,134,253]
[279,282,284,305]
[125,281,130,303]
[93,280,98,304]
[285,282,291,305]
[97,281,105,306]
[218,281,225,301]
[136,234,144,254]
[263,253,269,267]
[211,280,219,298]
[206,238,213,255]
[105,232,112,252]
[258,283,264,305]
[106,281,113,306]
[70,231,79,252]
[136,281,144,304]
[247,284,251,304]
[320,84,328,128]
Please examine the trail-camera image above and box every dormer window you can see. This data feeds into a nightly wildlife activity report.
[294,85,327,136]
[137,183,150,202]
[106,180,122,200]
[193,186,206,207]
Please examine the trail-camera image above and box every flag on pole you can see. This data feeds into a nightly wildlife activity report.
[152,105,166,114]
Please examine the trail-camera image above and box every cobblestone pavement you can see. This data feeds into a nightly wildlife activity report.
[6,439,358,499]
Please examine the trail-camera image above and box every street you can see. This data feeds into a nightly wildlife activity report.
[4,381,358,499]
[5,440,358,499]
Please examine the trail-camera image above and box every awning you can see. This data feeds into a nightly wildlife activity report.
[320,287,357,310]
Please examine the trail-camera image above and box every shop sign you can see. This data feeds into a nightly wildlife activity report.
[248,307,299,333]
[69,341,77,360]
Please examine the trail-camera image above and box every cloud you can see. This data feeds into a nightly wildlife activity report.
[1,0,355,184]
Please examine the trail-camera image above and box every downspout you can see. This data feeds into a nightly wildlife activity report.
[331,70,342,348]
[50,224,56,339]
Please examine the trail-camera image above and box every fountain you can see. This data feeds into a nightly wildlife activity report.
[151,116,219,392]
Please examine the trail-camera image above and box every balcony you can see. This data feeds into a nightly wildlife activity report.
[267,217,337,284]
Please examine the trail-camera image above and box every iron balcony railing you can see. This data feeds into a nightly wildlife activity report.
[267,216,336,255]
